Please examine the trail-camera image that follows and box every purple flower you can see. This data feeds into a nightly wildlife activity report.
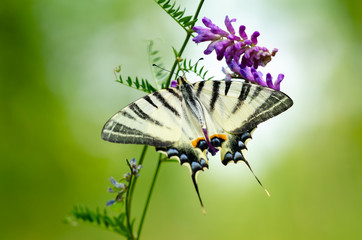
[226,59,284,90]
[129,158,142,177]
[170,80,178,88]
[193,16,277,70]
[106,199,116,206]
[107,176,128,207]
[109,176,126,189]
[193,16,286,90]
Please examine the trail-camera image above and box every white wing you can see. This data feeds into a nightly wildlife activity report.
[192,80,293,166]
[101,88,183,147]
[193,80,293,134]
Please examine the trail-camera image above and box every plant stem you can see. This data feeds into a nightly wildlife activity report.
[136,1,205,238]
[129,146,148,200]
[125,146,148,239]
[165,0,205,87]
[125,170,134,239]
[137,154,162,240]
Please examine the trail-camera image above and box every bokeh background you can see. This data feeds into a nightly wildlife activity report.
[1,0,361,239]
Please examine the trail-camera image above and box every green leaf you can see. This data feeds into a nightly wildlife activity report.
[153,57,161,63]
[202,71,208,79]
[173,9,184,18]
[154,0,191,32]
[178,58,214,81]
[179,15,192,23]
[172,47,178,57]
[198,66,204,75]
[163,0,171,7]
[135,77,140,88]
[126,77,132,86]
[184,19,197,27]
[141,78,146,89]
[167,2,176,13]
[96,208,101,225]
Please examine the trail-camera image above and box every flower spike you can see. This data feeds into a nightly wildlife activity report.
[193,16,286,90]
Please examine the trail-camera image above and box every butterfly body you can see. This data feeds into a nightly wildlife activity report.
[102,77,293,207]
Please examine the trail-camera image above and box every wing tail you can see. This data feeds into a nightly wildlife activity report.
[156,140,209,213]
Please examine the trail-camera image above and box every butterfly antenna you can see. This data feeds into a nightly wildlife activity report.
[242,159,270,197]
[191,172,206,215]
[152,64,171,74]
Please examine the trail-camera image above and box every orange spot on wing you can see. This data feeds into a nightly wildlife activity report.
[191,137,205,148]
[210,134,227,141]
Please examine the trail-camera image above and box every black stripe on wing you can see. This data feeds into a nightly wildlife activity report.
[249,86,262,102]
[153,91,181,118]
[129,103,163,126]
[231,83,251,114]
[166,88,182,101]
[224,81,232,95]
[233,91,293,133]
[143,95,158,109]
[101,123,173,146]
[120,111,136,121]
[195,81,205,98]
[209,81,221,112]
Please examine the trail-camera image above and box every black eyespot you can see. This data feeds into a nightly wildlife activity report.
[238,140,246,150]
[200,158,208,168]
[180,154,188,164]
[222,152,233,165]
[191,162,203,172]
[240,132,251,142]
[167,148,179,157]
[233,152,244,161]
[211,137,221,147]
[197,140,208,151]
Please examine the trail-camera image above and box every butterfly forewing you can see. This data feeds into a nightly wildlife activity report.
[102,88,183,146]
[193,80,293,134]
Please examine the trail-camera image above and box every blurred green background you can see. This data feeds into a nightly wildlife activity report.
[1,0,361,239]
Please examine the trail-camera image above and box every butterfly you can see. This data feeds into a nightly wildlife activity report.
[101,76,293,210]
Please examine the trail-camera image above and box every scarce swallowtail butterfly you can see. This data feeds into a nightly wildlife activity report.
[102,76,293,210]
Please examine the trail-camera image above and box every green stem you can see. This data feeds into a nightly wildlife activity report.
[137,154,162,240]
[125,146,148,239]
[129,146,148,201]
[125,169,135,239]
[165,0,205,87]
[136,1,205,238]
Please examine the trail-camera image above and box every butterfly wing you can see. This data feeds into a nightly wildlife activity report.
[156,94,212,210]
[102,86,209,172]
[193,80,293,165]
[101,88,183,146]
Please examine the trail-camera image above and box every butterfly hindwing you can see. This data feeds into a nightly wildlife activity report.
[156,94,211,174]
[193,80,293,164]
[101,88,183,146]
